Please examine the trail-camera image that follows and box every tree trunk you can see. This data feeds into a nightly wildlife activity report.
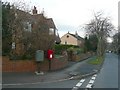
[97,37,105,57]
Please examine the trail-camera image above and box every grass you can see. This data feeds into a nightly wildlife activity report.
[88,56,104,65]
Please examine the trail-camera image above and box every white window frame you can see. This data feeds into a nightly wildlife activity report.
[49,28,54,35]
[12,42,16,49]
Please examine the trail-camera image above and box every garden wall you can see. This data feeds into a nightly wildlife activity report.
[2,55,68,72]
[72,52,95,61]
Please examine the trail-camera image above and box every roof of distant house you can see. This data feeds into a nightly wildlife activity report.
[69,33,84,41]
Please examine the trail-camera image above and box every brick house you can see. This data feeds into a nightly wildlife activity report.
[60,32,84,47]
[11,6,57,56]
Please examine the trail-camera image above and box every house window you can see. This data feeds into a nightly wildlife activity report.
[23,22,31,32]
[12,42,16,49]
[65,41,67,45]
[49,28,54,35]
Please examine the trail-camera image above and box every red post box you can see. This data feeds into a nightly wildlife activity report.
[47,50,54,60]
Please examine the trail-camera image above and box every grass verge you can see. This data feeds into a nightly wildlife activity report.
[88,56,104,65]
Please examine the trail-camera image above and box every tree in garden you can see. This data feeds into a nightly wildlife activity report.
[84,36,90,52]
[84,34,98,52]
[31,15,56,57]
[2,2,12,55]
[85,12,114,57]
[89,34,98,52]
[2,1,31,57]
[2,1,56,59]
[111,28,120,54]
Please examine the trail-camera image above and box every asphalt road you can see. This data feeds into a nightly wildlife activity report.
[2,53,119,90]
[94,53,118,88]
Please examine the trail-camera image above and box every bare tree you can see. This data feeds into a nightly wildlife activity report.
[31,15,55,55]
[3,1,56,59]
[85,12,114,57]
[2,1,32,58]
[10,4,31,56]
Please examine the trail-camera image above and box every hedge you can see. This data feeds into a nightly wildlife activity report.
[55,44,79,55]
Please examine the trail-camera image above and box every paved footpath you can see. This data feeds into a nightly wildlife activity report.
[2,56,101,85]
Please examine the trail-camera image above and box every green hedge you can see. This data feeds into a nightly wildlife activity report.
[55,44,80,55]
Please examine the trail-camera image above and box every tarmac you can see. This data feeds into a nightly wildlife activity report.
[2,56,102,85]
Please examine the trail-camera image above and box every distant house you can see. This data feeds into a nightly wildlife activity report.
[60,32,84,47]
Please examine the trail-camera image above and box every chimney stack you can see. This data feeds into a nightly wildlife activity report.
[32,6,37,15]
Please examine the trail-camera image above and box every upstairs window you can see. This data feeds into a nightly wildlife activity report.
[49,28,54,35]
[23,22,31,32]
[12,42,16,49]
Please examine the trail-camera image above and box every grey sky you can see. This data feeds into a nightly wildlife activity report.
[3,0,119,37]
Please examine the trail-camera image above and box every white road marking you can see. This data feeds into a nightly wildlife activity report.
[76,79,85,87]
[86,74,97,89]
[72,79,85,90]
[76,82,82,87]
[72,74,98,90]
[72,86,78,90]
[93,74,97,77]
[89,79,95,84]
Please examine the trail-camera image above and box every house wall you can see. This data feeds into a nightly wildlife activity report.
[61,33,78,45]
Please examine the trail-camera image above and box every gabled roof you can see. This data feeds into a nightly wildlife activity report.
[31,14,45,23]
[47,18,56,29]
[13,7,57,30]
[69,33,84,41]
[31,14,56,29]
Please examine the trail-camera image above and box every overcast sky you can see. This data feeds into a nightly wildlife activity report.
[3,0,119,38]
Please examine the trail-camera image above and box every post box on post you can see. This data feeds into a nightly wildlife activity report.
[47,49,54,71]
[35,50,44,75]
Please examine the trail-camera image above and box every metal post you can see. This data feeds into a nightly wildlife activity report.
[37,62,41,73]
[49,60,51,71]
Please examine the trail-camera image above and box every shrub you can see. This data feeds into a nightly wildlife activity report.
[55,44,79,55]
[67,47,84,55]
